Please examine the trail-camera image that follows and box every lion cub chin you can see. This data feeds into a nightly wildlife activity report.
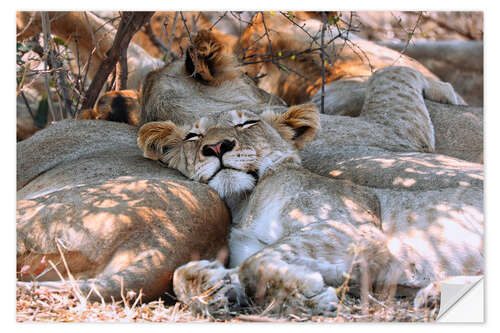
[208,169,256,199]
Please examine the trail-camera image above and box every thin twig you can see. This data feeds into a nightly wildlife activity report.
[390,11,423,67]
[209,12,227,31]
[239,47,322,65]
[167,12,179,58]
[279,12,321,47]
[20,91,36,121]
[180,11,198,78]
[192,12,202,33]
[40,11,57,122]
[320,12,326,114]
[17,12,37,38]
[55,239,86,305]
[144,20,178,59]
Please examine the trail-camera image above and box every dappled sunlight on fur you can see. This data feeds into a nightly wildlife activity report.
[158,66,483,316]
[17,120,230,302]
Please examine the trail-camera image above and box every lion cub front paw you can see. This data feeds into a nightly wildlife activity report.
[173,260,250,315]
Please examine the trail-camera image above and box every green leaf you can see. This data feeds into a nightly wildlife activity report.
[35,97,49,128]
[53,37,67,47]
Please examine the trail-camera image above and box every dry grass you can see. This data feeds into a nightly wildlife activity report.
[16,282,438,323]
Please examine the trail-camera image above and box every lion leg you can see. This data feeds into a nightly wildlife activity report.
[238,243,340,316]
[17,247,181,303]
[360,66,466,154]
[360,66,436,152]
[173,260,249,315]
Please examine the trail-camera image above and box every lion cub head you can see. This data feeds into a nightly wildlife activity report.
[137,104,319,198]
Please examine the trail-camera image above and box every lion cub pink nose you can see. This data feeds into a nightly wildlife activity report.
[202,140,236,158]
[209,142,222,156]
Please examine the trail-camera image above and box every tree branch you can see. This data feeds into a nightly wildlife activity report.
[115,46,128,90]
[81,11,154,110]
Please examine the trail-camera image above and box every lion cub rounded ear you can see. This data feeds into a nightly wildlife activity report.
[263,103,320,149]
[137,121,184,161]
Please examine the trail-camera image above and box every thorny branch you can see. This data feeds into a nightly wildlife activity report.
[390,11,423,67]
[144,21,172,56]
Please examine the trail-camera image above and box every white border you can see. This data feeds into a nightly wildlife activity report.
[4,1,498,332]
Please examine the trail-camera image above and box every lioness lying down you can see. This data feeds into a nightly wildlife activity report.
[137,66,483,315]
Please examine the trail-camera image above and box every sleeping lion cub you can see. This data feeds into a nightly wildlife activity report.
[137,67,483,315]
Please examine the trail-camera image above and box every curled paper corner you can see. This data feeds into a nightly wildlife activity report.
[437,275,484,322]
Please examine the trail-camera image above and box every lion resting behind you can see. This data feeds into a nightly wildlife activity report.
[17,120,230,302]
[234,12,467,106]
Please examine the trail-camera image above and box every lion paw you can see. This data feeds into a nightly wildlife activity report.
[304,286,339,315]
[173,260,250,315]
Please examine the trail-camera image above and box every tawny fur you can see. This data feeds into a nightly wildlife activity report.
[185,30,238,86]
[17,120,231,302]
[137,66,483,315]
[139,29,286,126]
[131,12,236,59]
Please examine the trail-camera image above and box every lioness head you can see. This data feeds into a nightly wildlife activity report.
[137,103,320,198]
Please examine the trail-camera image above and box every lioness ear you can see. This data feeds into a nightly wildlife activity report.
[263,103,320,149]
[137,121,184,161]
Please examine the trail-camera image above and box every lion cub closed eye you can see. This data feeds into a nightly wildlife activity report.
[137,103,319,198]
